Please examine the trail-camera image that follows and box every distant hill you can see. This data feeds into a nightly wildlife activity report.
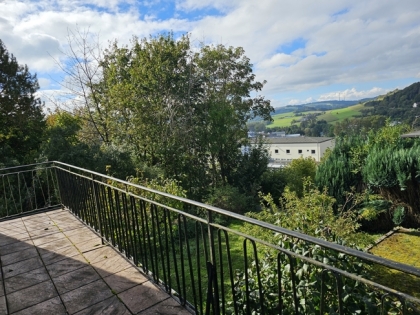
[272,99,372,116]
[363,82,420,123]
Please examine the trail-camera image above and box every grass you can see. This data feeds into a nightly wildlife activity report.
[267,104,365,128]
[317,103,365,124]
[369,229,420,298]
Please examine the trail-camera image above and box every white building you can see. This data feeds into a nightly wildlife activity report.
[266,137,335,163]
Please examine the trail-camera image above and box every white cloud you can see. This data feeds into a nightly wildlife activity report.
[318,87,389,101]
[38,78,51,89]
[1,0,419,105]
[287,99,301,105]
[258,53,299,69]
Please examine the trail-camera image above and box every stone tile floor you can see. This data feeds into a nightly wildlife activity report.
[0,209,191,314]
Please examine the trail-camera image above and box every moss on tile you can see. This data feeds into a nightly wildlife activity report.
[369,230,420,298]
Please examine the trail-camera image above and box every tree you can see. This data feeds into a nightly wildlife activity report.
[316,123,420,229]
[0,39,45,166]
[90,34,273,199]
[52,28,114,145]
[195,44,273,187]
[284,156,317,197]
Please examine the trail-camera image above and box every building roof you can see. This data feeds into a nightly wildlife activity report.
[401,130,420,138]
[266,136,334,144]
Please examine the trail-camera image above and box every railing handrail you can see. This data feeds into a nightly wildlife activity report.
[46,160,420,279]
[3,160,420,278]
[3,161,420,312]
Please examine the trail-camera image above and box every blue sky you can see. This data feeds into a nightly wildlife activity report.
[1,0,420,109]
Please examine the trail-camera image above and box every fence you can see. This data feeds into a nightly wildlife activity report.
[1,161,420,314]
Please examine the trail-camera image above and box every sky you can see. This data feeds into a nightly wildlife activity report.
[1,0,420,109]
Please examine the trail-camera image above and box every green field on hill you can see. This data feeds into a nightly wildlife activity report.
[268,104,365,128]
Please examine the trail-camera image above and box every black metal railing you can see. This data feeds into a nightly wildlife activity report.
[1,161,420,314]
[0,162,61,218]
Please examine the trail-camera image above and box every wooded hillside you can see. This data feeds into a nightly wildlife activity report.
[363,82,420,124]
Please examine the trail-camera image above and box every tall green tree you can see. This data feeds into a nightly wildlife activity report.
[0,39,45,166]
[93,34,273,199]
[195,44,272,187]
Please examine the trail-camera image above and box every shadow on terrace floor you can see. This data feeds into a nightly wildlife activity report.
[0,209,191,315]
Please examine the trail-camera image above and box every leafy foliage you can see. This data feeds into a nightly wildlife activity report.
[316,122,420,229]
[0,39,45,166]
[79,33,273,200]
[227,181,394,314]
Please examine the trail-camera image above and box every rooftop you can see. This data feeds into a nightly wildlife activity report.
[0,209,189,314]
[266,136,334,144]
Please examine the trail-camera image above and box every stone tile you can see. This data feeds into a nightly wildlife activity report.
[76,238,104,253]
[0,219,23,227]
[82,246,120,264]
[118,281,170,314]
[0,281,4,296]
[56,222,86,232]
[39,244,79,266]
[22,216,48,222]
[3,256,44,279]
[0,295,7,314]
[1,247,38,266]
[73,295,131,315]
[0,233,30,247]
[32,231,66,246]
[11,296,66,315]
[72,236,103,248]
[103,267,148,294]
[90,253,133,278]
[66,231,102,246]
[0,229,27,239]
[4,267,49,293]
[139,297,190,315]
[64,226,95,237]
[36,237,73,251]
[23,221,53,230]
[22,213,48,221]
[27,225,60,237]
[0,239,34,256]
[7,280,58,313]
[53,265,100,294]
[45,255,88,278]
[52,216,82,224]
[61,279,113,314]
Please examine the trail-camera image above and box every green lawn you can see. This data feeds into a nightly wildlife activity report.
[317,103,365,124]
[267,104,365,128]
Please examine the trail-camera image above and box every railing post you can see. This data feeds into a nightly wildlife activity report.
[91,174,104,245]
[206,210,220,315]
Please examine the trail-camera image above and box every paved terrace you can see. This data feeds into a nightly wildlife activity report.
[0,209,190,314]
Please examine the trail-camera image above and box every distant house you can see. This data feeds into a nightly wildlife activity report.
[268,131,286,137]
[266,136,335,163]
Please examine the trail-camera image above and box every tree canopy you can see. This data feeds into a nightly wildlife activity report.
[74,34,273,199]
[0,39,45,166]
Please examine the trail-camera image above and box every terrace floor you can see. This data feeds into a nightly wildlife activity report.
[0,209,190,314]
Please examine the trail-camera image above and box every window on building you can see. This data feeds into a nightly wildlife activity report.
[298,149,302,154]
[286,149,290,153]
[275,149,279,153]
[311,150,316,154]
